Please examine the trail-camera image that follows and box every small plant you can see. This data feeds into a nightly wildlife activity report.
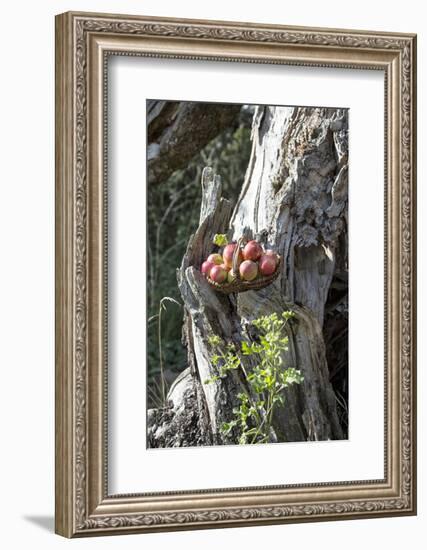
[205,312,303,444]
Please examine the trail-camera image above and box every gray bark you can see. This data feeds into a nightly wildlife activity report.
[148,106,348,447]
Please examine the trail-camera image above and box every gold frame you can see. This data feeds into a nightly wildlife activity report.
[55,11,417,538]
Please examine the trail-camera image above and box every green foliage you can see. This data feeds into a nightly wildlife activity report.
[213,234,229,246]
[205,312,304,444]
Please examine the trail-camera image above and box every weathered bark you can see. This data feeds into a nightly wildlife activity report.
[147,100,240,185]
[148,106,348,447]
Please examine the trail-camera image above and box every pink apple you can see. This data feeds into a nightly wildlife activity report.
[210,265,228,284]
[227,270,237,283]
[239,260,258,281]
[201,260,215,277]
[222,243,243,268]
[219,263,230,272]
[242,240,263,261]
[259,254,277,276]
[207,253,223,265]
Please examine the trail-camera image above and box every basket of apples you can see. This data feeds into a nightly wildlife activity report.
[201,234,281,294]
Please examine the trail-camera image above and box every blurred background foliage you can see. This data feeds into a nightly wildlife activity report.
[147,103,253,408]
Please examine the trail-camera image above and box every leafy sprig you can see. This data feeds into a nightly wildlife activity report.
[205,311,303,444]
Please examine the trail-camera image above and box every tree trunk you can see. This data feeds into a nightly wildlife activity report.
[147,106,348,447]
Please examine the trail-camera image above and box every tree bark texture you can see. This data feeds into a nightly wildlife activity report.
[147,106,348,447]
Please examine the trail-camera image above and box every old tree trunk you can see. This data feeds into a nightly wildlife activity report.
[148,106,348,447]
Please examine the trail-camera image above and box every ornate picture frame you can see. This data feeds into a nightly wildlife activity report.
[55,11,417,537]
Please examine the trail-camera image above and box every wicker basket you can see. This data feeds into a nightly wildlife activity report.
[206,237,281,295]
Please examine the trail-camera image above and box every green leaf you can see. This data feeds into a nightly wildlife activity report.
[208,334,222,347]
[241,341,252,355]
[213,233,229,246]
[282,310,295,320]
[221,421,237,435]
[211,354,220,365]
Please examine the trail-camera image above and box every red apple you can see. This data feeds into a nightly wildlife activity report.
[259,254,277,276]
[201,260,215,277]
[264,249,279,265]
[219,263,230,272]
[242,240,263,261]
[239,260,258,281]
[207,253,223,265]
[222,243,243,268]
[210,265,228,284]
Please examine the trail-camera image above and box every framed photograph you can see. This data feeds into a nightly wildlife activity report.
[55,11,417,537]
